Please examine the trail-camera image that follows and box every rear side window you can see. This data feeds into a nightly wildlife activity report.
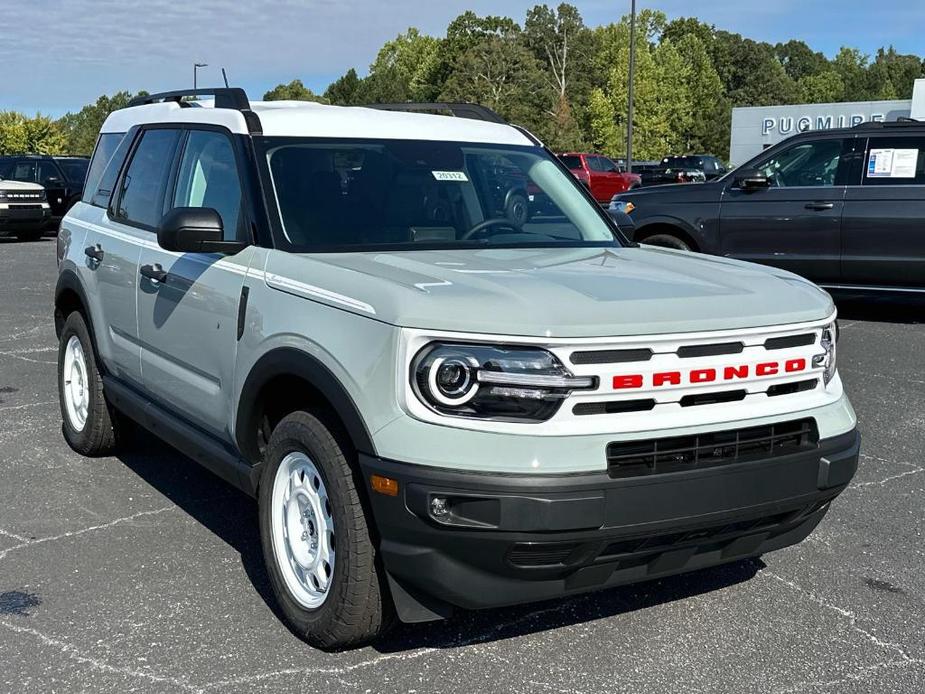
[113,129,181,228]
[559,155,582,170]
[863,136,925,185]
[85,133,126,206]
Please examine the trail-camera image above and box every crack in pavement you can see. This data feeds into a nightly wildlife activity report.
[0,505,178,561]
[0,400,57,412]
[850,453,925,489]
[0,527,31,543]
[763,571,921,665]
[771,658,923,694]
[199,597,595,690]
[0,619,202,693]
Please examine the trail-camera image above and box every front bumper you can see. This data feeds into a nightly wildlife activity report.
[0,205,51,229]
[361,428,859,622]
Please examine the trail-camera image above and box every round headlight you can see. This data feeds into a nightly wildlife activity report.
[428,355,479,405]
[412,343,595,422]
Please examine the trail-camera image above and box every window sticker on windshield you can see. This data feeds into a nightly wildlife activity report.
[868,148,918,178]
[432,171,469,182]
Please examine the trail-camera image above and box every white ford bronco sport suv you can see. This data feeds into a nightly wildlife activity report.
[55,88,859,649]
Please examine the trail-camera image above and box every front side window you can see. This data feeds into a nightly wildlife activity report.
[37,160,62,185]
[863,136,925,186]
[114,129,180,228]
[58,159,89,184]
[172,130,242,240]
[262,139,618,252]
[757,140,844,187]
[559,155,582,170]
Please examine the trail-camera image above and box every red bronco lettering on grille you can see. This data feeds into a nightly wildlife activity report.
[611,358,808,390]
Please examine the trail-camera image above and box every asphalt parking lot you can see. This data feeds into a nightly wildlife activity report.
[1,236,923,694]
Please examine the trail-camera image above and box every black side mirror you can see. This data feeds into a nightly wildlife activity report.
[157,207,247,254]
[734,169,770,190]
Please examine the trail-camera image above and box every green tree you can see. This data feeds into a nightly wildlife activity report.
[832,47,872,101]
[57,91,146,155]
[674,33,728,154]
[431,11,522,90]
[588,18,694,160]
[0,112,67,155]
[798,71,846,103]
[523,3,592,149]
[324,68,363,106]
[263,79,328,103]
[362,28,442,103]
[439,34,553,141]
[872,47,924,99]
[775,40,829,81]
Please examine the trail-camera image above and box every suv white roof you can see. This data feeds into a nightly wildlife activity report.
[101,99,533,146]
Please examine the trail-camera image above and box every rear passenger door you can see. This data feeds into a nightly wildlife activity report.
[841,134,925,287]
[135,127,254,440]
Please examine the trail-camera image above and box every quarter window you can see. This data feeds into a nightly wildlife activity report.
[85,133,128,207]
[172,130,242,240]
[114,129,181,228]
[862,136,925,185]
[757,140,844,187]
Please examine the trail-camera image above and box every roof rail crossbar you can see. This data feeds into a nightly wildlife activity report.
[366,102,508,125]
[126,88,262,134]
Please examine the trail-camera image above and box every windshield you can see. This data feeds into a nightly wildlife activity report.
[58,159,89,183]
[261,138,620,252]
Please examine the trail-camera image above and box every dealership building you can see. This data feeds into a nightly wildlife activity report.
[729,78,925,165]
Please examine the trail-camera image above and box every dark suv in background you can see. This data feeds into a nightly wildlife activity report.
[615,120,925,291]
[0,155,89,225]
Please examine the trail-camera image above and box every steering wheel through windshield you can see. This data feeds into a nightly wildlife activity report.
[460,218,520,241]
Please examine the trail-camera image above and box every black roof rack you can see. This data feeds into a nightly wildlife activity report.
[126,88,262,135]
[365,102,507,125]
[852,117,923,130]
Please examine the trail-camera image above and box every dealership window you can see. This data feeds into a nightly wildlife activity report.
[862,137,925,185]
[756,139,845,187]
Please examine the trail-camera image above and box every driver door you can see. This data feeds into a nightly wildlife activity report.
[719,137,853,282]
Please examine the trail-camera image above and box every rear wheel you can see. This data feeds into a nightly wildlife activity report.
[259,411,391,649]
[640,232,692,252]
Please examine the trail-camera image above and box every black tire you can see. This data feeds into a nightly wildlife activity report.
[16,229,43,242]
[58,311,121,456]
[640,233,692,252]
[504,191,529,227]
[259,410,392,649]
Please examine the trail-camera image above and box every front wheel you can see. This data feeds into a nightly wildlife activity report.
[640,233,692,252]
[58,312,122,455]
[16,229,43,242]
[259,411,392,649]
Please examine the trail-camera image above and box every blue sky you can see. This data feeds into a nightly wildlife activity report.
[0,0,922,116]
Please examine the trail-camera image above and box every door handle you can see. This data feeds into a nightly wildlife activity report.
[140,264,168,283]
[84,244,104,261]
[805,202,835,211]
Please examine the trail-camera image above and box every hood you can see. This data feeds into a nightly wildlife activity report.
[264,246,834,338]
[0,180,44,192]
[620,180,723,199]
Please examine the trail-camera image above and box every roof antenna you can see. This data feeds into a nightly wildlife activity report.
[221,68,230,88]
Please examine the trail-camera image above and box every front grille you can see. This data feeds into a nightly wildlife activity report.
[765,333,816,350]
[508,542,579,568]
[606,418,818,478]
[570,348,652,365]
[9,203,42,210]
[677,341,743,358]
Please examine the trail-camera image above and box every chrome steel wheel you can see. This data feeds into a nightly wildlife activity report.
[270,452,335,609]
[62,335,90,432]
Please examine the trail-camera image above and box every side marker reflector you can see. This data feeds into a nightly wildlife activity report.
[371,475,399,497]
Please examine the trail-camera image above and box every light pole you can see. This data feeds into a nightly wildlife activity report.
[626,0,636,173]
[193,63,208,90]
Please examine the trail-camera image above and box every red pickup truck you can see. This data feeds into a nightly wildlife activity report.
[558,152,641,204]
